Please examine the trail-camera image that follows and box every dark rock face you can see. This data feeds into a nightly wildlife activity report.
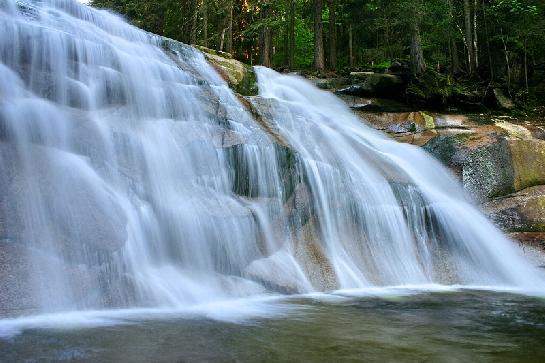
[488,88,515,110]
[312,77,350,90]
[337,94,412,113]
[336,72,405,98]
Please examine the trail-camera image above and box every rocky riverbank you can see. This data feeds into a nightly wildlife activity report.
[346,102,545,252]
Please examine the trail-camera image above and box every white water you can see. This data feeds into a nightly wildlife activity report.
[0,0,543,330]
[255,67,545,291]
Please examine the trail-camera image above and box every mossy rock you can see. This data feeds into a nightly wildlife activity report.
[423,130,515,201]
[194,45,233,59]
[462,138,515,201]
[509,139,545,192]
[484,185,545,232]
[336,72,405,98]
[197,46,258,96]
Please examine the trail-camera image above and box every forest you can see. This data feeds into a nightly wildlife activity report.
[91,0,545,112]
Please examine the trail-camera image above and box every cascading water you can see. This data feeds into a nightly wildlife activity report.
[0,0,288,314]
[253,67,545,291]
[0,0,543,325]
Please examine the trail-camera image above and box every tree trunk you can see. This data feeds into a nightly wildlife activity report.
[259,3,272,67]
[348,23,353,68]
[482,0,493,80]
[451,39,461,75]
[202,0,208,47]
[410,22,426,76]
[328,0,337,71]
[219,28,226,52]
[501,29,511,95]
[225,0,234,54]
[524,36,529,93]
[284,7,289,67]
[190,0,198,45]
[288,0,295,69]
[473,0,478,68]
[409,4,426,77]
[464,0,475,74]
[447,0,461,75]
[313,0,325,72]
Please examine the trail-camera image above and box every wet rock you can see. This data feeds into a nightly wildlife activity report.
[0,241,34,316]
[338,94,411,113]
[285,182,313,226]
[241,96,291,147]
[213,130,245,148]
[422,133,471,174]
[434,115,469,128]
[359,111,435,134]
[484,186,545,232]
[495,120,533,139]
[312,77,350,90]
[292,220,338,291]
[244,248,314,293]
[392,130,439,147]
[0,239,133,314]
[196,46,257,96]
[0,142,128,263]
[336,72,405,98]
[419,122,545,202]
[489,88,515,110]
[509,232,545,251]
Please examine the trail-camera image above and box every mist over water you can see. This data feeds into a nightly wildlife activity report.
[0,0,544,334]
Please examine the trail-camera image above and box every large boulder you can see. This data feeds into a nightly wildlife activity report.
[483,186,545,232]
[416,120,545,202]
[336,72,405,98]
[195,46,257,96]
[312,77,350,90]
[460,136,515,202]
[488,88,515,110]
[457,128,545,201]
[509,139,545,192]
[338,94,412,113]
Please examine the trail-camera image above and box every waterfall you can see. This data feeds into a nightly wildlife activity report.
[253,67,545,290]
[0,0,287,314]
[0,0,543,320]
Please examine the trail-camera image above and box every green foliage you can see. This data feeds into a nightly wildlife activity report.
[90,0,545,107]
[293,19,314,69]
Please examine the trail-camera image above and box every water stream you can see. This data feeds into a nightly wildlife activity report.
[0,0,544,352]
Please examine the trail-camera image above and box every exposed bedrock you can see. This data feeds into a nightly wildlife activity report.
[350,106,545,250]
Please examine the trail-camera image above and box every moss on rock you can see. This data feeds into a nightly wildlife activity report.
[510,139,545,192]
[484,185,545,232]
[197,46,258,96]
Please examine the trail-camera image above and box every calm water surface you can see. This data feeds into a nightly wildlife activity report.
[1,289,545,362]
